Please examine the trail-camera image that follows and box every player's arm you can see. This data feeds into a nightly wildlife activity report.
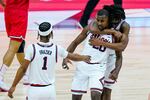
[8,45,33,98]
[88,20,121,37]
[67,26,88,52]
[62,27,88,69]
[0,0,5,8]
[89,22,130,51]
[109,51,122,81]
[8,59,30,98]
[66,53,91,63]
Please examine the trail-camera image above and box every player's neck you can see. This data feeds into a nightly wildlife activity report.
[40,39,49,43]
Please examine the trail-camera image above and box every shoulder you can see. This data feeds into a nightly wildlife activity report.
[120,21,130,33]
[121,21,130,29]
[26,44,36,51]
[27,44,34,48]
[87,20,97,29]
[55,44,65,50]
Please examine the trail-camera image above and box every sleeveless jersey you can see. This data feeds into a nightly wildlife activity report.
[24,42,68,85]
[81,31,113,64]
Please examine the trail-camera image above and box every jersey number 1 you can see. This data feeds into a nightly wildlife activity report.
[42,56,47,70]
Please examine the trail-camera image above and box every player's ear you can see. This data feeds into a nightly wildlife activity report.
[50,31,53,39]
[37,31,40,40]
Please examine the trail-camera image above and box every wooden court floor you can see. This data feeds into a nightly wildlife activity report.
[0,27,150,100]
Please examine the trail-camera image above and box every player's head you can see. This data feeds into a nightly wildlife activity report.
[38,22,53,42]
[103,5,126,28]
[96,9,109,30]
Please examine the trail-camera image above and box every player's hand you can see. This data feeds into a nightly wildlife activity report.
[89,38,103,46]
[62,58,72,70]
[109,68,119,81]
[113,31,122,39]
[8,86,16,99]
[104,29,122,39]
[83,55,91,63]
[103,29,115,33]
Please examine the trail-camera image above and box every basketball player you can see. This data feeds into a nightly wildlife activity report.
[8,22,91,100]
[89,5,130,100]
[62,9,115,100]
[0,0,29,91]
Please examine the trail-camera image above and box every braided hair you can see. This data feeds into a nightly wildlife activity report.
[103,5,126,28]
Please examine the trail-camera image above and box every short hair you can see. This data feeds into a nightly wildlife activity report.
[39,22,51,32]
[38,22,53,36]
[97,9,109,17]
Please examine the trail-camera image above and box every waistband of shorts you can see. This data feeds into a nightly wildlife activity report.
[86,62,100,64]
[30,83,52,87]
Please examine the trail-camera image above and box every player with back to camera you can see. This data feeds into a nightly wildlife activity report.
[8,22,91,100]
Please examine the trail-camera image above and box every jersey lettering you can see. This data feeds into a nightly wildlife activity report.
[39,50,52,55]
[42,56,48,70]
[90,33,110,52]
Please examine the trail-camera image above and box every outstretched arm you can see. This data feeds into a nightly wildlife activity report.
[62,26,88,69]
[67,53,91,63]
[8,60,30,98]
[67,27,88,52]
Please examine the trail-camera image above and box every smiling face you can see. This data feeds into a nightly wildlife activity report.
[95,15,109,31]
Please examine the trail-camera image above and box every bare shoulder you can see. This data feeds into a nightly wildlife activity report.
[122,21,130,29]
[120,21,130,35]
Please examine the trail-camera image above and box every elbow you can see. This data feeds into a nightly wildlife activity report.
[116,45,125,51]
[116,42,128,51]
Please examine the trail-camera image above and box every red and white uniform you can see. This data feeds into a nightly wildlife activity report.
[25,42,68,100]
[71,32,113,95]
[4,0,29,42]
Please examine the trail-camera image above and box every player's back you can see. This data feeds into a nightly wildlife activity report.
[28,42,57,85]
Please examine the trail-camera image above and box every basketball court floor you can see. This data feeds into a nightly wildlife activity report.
[0,0,150,100]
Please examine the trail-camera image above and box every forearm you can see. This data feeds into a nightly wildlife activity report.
[67,53,85,61]
[11,67,27,87]
[67,42,78,53]
[90,29,114,35]
[100,42,125,51]
[115,52,123,74]
[115,55,123,73]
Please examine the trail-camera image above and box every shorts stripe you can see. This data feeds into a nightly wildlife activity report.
[90,88,103,92]
[71,89,87,93]
[9,35,24,40]
[104,80,115,84]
